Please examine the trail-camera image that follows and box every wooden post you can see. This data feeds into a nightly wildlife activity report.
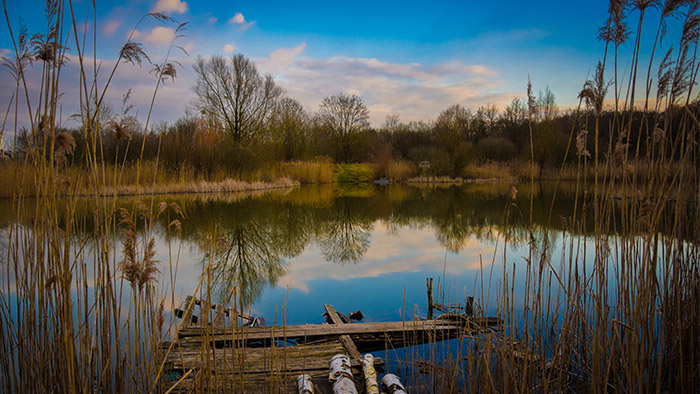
[213,304,226,327]
[382,374,407,394]
[324,304,362,360]
[181,296,195,327]
[427,278,434,320]
[465,296,474,316]
[329,354,358,394]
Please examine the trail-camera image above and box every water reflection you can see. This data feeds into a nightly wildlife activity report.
[210,222,289,306]
[1,182,600,313]
[318,197,373,265]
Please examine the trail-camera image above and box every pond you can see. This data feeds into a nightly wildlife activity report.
[2,180,695,391]
[70,181,590,327]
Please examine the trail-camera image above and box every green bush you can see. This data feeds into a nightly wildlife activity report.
[334,163,375,183]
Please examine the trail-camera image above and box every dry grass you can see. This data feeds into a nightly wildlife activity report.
[278,159,334,184]
[101,177,298,196]
[463,162,516,180]
[406,175,464,184]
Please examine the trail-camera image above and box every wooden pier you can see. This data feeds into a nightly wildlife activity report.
[160,296,501,393]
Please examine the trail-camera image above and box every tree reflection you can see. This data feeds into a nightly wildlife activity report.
[318,197,373,265]
[431,186,494,252]
[210,221,288,307]
[268,202,312,258]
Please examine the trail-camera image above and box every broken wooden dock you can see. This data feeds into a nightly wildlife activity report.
[159,296,501,393]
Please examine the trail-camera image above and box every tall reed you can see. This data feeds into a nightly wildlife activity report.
[429,2,700,392]
[0,2,195,392]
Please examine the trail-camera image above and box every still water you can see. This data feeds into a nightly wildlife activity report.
[122,182,585,326]
[0,182,589,326]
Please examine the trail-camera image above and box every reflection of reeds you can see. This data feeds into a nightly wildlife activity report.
[0,4,197,392]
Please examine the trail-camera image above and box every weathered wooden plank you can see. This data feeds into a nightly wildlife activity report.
[198,298,211,326]
[213,304,226,327]
[178,317,500,342]
[324,304,362,360]
[180,296,195,328]
[164,340,384,373]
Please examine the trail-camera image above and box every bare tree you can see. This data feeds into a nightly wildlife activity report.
[502,97,527,127]
[269,97,308,160]
[318,93,370,162]
[192,54,283,145]
[538,86,558,122]
[433,104,472,177]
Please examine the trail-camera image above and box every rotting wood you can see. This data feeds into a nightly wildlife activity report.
[198,298,211,326]
[163,339,385,373]
[161,296,500,393]
[180,296,195,328]
[178,317,500,342]
[213,304,225,327]
[324,304,362,360]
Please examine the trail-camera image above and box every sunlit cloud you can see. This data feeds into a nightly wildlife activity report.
[227,12,255,31]
[208,16,218,24]
[134,26,176,45]
[269,43,307,63]
[181,41,195,55]
[229,12,245,24]
[223,43,236,54]
[276,223,497,293]
[153,0,189,14]
[256,43,512,124]
[102,20,121,36]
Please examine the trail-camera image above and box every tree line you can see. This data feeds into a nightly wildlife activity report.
[9,53,696,180]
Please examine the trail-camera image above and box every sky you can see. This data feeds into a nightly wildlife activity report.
[0,0,690,133]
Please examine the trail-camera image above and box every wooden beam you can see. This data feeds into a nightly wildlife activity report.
[180,296,195,328]
[324,304,362,360]
[177,317,501,343]
[213,304,226,327]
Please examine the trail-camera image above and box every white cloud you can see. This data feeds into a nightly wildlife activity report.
[0,48,10,56]
[208,16,218,24]
[223,43,236,54]
[256,44,508,125]
[227,12,255,31]
[276,223,497,293]
[153,0,188,14]
[268,43,306,63]
[102,20,120,36]
[182,41,195,55]
[228,12,246,24]
[134,26,176,45]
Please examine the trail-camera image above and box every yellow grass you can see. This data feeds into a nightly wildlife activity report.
[463,162,515,180]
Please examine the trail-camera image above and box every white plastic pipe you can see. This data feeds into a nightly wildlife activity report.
[328,354,358,394]
[297,374,314,394]
[382,373,407,394]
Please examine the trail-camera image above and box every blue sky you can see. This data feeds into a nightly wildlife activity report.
[0,0,691,129]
